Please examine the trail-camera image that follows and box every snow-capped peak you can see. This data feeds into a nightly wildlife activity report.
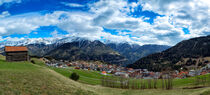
[0,38,56,48]
[0,37,91,48]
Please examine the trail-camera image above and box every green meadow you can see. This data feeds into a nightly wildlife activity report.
[0,56,210,95]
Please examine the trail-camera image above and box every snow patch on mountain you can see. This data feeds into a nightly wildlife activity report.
[0,37,92,48]
[0,38,55,48]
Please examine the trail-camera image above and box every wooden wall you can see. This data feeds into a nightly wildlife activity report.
[6,51,29,62]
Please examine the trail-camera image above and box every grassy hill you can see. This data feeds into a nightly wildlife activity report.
[0,56,210,95]
[51,67,104,85]
[31,58,106,85]
[0,59,96,95]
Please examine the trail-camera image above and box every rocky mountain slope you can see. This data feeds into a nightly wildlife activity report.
[45,40,127,64]
[27,43,59,57]
[107,43,170,64]
[128,35,210,71]
[0,37,169,65]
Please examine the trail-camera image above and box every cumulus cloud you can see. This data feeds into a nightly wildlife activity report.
[86,0,186,45]
[139,0,210,37]
[1,0,210,46]
[0,11,10,18]
[0,0,185,45]
[58,13,101,33]
[61,2,85,7]
[0,0,21,6]
[89,0,210,45]
[3,36,25,41]
[0,12,63,36]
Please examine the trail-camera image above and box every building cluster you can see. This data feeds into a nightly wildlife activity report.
[43,58,161,79]
[170,64,210,79]
[43,58,210,79]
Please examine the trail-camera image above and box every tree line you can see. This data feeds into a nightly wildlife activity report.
[101,75,173,90]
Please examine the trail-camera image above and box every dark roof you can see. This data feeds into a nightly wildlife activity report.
[5,46,28,52]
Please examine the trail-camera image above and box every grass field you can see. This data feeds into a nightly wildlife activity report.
[51,67,210,88]
[31,58,210,88]
[1,57,210,95]
[0,59,96,95]
[51,67,105,85]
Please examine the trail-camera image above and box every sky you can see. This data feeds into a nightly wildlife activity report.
[0,0,210,46]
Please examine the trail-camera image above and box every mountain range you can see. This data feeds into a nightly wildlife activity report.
[128,35,210,71]
[45,40,127,64]
[107,43,170,65]
[0,37,170,65]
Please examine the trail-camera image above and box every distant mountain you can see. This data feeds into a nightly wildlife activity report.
[0,37,90,56]
[27,37,91,57]
[0,37,170,65]
[45,40,127,64]
[0,37,97,47]
[0,38,55,48]
[128,35,210,71]
[107,43,170,65]
[27,43,59,57]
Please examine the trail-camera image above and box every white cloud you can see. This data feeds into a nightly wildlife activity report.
[0,12,63,36]
[50,30,66,38]
[33,32,38,34]
[3,36,25,41]
[50,30,58,37]
[57,12,103,38]
[0,0,183,45]
[139,0,210,38]
[61,2,85,7]
[0,11,10,18]
[87,0,186,45]
[0,0,21,6]
[1,0,210,46]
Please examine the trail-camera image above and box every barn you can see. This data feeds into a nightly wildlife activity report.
[5,46,29,62]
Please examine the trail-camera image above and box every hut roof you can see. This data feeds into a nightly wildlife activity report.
[5,46,28,52]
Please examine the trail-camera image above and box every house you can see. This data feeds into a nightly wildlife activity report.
[189,70,196,76]
[5,46,29,62]
[177,71,188,79]
[115,72,129,78]
[201,71,208,75]
[101,71,107,75]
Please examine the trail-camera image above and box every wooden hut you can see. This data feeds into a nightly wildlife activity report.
[5,46,29,62]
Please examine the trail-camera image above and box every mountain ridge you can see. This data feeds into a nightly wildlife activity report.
[45,40,127,64]
[128,35,210,71]
[0,37,170,65]
[107,43,170,65]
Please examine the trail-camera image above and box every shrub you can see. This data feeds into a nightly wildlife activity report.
[200,90,210,95]
[31,60,35,64]
[70,72,80,81]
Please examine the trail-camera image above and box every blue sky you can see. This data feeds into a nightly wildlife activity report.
[0,0,210,45]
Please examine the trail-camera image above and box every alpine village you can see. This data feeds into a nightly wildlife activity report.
[0,0,210,95]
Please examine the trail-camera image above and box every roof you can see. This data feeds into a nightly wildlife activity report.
[102,71,107,74]
[5,46,28,52]
[179,71,188,75]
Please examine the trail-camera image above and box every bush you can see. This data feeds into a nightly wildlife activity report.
[70,72,80,81]
[200,90,210,95]
[31,60,35,64]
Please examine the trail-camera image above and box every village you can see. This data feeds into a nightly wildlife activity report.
[42,58,210,79]
[5,46,210,79]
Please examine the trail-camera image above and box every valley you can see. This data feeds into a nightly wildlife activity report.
[1,0,210,94]
[0,55,210,95]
